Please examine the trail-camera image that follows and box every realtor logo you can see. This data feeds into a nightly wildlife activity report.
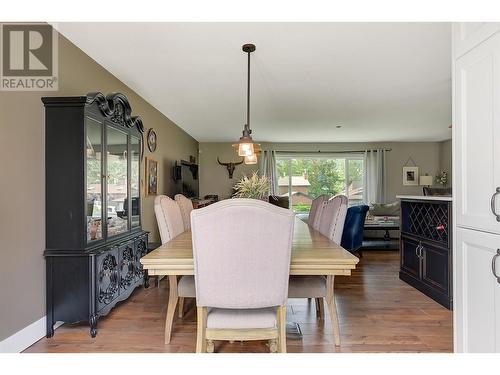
[1,23,58,91]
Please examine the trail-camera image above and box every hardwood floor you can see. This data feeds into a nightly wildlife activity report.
[25,251,452,353]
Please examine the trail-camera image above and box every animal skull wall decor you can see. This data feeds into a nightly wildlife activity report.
[217,157,244,179]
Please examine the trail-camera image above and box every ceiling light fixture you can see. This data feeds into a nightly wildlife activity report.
[233,43,260,163]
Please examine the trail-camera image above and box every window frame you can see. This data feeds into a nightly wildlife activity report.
[275,152,366,210]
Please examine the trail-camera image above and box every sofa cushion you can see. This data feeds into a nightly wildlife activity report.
[369,201,400,216]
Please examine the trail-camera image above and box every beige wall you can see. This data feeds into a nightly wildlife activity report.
[0,32,198,340]
[200,141,452,202]
[198,142,257,199]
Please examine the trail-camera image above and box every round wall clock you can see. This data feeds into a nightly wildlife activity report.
[147,128,157,152]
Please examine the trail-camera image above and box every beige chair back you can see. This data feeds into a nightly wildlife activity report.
[154,195,184,244]
[318,195,348,244]
[309,195,330,230]
[191,198,295,309]
[174,194,194,230]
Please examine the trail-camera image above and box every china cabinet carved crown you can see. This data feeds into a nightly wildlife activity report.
[43,92,149,338]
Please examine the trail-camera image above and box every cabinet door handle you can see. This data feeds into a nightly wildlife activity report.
[491,187,500,222]
[415,244,423,259]
[492,249,500,284]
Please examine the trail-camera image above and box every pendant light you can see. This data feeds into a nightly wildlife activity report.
[237,43,256,160]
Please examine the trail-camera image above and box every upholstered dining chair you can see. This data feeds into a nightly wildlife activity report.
[288,195,348,347]
[340,204,370,257]
[191,198,295,353]
[154,195,195,319]
[318,195,348,243]
[174,193,194,230]
[308,194,329,229]
[268,195,290,209]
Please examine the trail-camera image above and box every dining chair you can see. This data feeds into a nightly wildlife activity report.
[288,195,348,346]
[174,193,194,230]
[191,198,295,353]
[308,194,329,229]
[340,204,370,257]
[268,195,290,209]
[318,195,348,243]
[154,195,195,319]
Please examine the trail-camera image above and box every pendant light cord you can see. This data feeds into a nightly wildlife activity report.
[247,52,251,128]
[247,49,251,131]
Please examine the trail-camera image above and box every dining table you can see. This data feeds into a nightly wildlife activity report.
[140,216,359,349]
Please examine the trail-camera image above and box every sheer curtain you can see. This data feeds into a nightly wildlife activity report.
[260,150,277,195]
[365,149,387,204]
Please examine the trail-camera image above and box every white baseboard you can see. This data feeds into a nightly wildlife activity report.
[0,317,63,353]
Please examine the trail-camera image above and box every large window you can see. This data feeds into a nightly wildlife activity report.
[276,155,365,214]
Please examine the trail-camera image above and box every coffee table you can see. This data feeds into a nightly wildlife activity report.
[364,219,400,241]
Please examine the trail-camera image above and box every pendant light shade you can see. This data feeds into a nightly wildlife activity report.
[238,142,254,157]
[238,124,254,156]
[244,153,258,165]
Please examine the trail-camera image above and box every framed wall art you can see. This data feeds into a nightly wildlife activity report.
[147,128,157,152]
[403,166,419,186]
[145,157,158,196]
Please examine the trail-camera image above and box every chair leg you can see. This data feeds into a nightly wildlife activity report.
[316,298,325,320]
[178,297,185,318]
[269,339,278,353]
[277,305,287,353]
[196,307,208,353]
[206,340,215,353]
[157,275,164,287]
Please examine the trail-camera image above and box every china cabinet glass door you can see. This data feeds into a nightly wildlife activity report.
[131,136,141,227]
[86,117,104,242]
[106,125,129,237]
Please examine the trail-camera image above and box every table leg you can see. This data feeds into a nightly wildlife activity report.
[325,275,341,346]
[164,275,178,344]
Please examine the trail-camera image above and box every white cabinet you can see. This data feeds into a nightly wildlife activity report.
[454,31,500,235]
[454,227,500,352]
[453,22,500,59]
[454,23,500,353]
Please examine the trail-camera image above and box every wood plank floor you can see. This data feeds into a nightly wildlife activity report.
[25,251,453,353]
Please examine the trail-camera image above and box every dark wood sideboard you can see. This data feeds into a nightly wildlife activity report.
[398,196,452,309]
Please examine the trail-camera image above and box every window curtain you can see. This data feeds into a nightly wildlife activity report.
[365,149,387,204]
[260,150,278,195]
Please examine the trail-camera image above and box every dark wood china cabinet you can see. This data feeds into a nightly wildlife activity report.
[43,92,148,338]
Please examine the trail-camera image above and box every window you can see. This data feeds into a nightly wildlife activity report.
[276,155,365,214]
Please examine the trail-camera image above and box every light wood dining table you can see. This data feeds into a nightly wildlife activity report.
[140,217,359,349]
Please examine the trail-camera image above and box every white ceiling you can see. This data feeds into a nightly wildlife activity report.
[55,23,452,143]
